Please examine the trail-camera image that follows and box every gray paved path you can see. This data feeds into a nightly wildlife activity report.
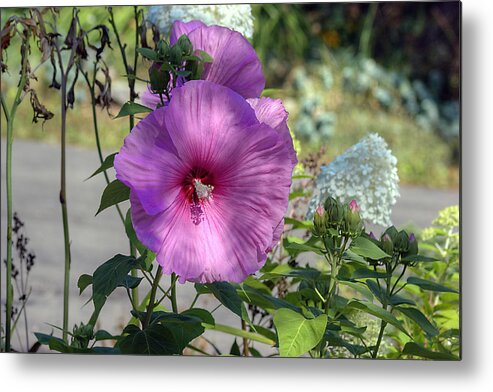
[0,139,459,353]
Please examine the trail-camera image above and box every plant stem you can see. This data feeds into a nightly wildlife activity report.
[81,64,125,225]
[143,265,163,329]
[170,273,178,313]
[372,320,387,358]
[108,6,140,304]
[54,34,76,343]
[241,319,250,356]
[3,33,30,351]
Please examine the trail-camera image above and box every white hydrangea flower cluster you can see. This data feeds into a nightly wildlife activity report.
[146,5,255,39]
[307,133,400,226]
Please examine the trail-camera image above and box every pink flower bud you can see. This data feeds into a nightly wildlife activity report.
[369,231,376,240]
[348,199,360,213]
[316,205,325,217]
[409,233,416,242]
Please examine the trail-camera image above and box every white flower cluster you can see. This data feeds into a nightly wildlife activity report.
[307,133,400,226]
[146,5,255,39]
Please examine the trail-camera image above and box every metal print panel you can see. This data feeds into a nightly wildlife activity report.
[0,2,460,358]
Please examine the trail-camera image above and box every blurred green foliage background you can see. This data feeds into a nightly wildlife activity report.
[1,3,460,188]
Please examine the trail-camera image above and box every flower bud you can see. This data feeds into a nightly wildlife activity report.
[324,197,343,227]
[383,225,399,242]
[313,205,327,236]
[394,230,410,253]
[406,233,418,256]
[380,233,394,255]
[169,44,183,65]
[344,200,363,237]
[177,34,193,56]
[157,40,169,58]
[148,62,170,93]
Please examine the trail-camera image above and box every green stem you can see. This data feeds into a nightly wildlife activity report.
[170,273,178,313]
[143,265,163,329]
[372,320,387,358]
[54,35,75,343]
[3,33,30,351]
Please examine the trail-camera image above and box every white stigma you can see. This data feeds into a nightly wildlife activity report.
[193,179,214,201]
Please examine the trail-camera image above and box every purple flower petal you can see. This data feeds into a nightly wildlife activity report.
[117,80,294,283]
[170,20,206,45]
[248,97,298,167]
[187,24,265,98]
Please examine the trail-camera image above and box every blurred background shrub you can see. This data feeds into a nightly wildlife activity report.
[1,2,460,188]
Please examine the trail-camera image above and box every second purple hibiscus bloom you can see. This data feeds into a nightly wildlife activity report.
[141,20,265,108]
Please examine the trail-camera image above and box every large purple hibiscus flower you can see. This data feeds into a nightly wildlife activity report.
[115,80,296,283]
[141,20,265,109]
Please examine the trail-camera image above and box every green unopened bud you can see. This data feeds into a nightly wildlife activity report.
[383,226,399,242]
[324,197,343,227]
[177,34,193,56]
[406,233,418,256]
[345,199,363,237]
[157,40,169,59]
[381,233,394,255]
[313,205,327,236]
[169,44,183,65]
[394,230,410,253]
[148,62,170,93]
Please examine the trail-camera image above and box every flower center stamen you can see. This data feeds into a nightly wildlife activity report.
[193,179,214,201]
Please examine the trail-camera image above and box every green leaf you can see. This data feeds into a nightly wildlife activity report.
[96,179,130,215]
[352,267,389,279]
[118,275,143,289]
[289,190,307,200]
[204,323,274,346]
[261,88,283,98]
[77,274,93,295]
[283,217,314,230]
[365,279,386,304]
[181,308,215,326]
[283,236,324,255]
[200,282,251,325]
[402,342,459,360]
[94,330,115,341]
[395,306,439,337]
[114,101,153,119]
[86,153,117,180]
[273,308,327,357]
[350,237,391,260]
[230,339,241,356]
[90,254,140,323]
[119,313,204,355]
[136,47,158,60]
[346,301,410,336]
[339,281,374,301]
[407,277,459,293]
[237,284,300,313]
